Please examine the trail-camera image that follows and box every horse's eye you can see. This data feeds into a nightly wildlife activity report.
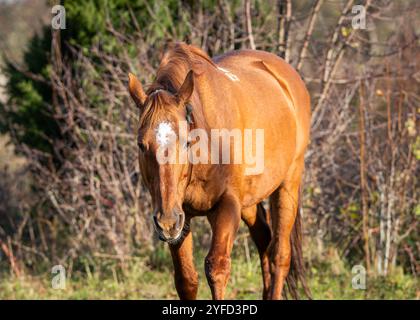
[138,142,146,152]
[184,141,191,149]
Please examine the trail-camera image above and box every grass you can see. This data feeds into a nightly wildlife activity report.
[0,242,418,300]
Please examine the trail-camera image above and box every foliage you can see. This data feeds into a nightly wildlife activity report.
[0,0,418,299]
[0,0,186,153]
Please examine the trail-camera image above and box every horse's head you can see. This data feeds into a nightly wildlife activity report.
[128,71,194,244]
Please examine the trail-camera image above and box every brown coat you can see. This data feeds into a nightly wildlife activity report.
[128,42,311,299]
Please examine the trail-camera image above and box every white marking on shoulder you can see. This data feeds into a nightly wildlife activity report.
[150,89,163,96]
[217,66,239,82]
[155,121,175,146]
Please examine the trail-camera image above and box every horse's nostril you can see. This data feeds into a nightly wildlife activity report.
[153,211,184,241]
[153,215,163,231]
[175,212,184,230]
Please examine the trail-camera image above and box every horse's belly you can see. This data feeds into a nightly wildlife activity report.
[241,107,297,207]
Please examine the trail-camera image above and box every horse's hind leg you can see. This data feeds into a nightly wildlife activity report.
[268,159,304,299]
[169,226,198,300]
[242,203,272,299]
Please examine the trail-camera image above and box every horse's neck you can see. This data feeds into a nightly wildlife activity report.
[190,75,211,132]
[192,66,230,130]
[187,70,230,180]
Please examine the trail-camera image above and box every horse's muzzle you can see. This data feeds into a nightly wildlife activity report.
[153,211,185,243]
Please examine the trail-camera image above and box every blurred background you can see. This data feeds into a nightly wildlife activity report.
[0,0,418,299]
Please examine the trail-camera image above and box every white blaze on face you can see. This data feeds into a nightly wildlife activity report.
[155,121,176,147]
[217,66,239,82]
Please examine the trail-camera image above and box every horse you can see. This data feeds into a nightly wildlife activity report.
[128,42,311,300]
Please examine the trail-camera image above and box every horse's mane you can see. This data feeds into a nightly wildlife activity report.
[140,42,214,128]
[147,42,215,94]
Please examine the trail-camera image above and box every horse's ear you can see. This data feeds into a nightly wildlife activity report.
[128,73,147,108]
[177,70,194,104]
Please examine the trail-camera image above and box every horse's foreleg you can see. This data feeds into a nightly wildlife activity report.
[242,204,272,299]
[169,229,198,300]
[205,192,241,300]
[268,161,303,300]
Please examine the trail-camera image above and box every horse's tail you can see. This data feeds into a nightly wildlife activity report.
[284,188,312,300]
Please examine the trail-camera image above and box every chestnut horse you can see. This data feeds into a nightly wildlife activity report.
[128,42,311,299]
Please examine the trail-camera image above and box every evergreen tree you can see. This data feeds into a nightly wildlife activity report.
[0,0,187,154]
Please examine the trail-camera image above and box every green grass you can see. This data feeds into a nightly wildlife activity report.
[308,264,418,300]
[0,244,417,299]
